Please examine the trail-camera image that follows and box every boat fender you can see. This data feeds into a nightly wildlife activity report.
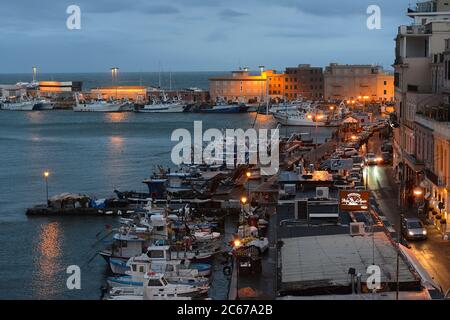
[223,266,231,276]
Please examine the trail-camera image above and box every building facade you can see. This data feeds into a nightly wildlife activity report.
[323,63,394,102]
[284,64,324,100]
[209,68,271,104]
[394,0,450,234]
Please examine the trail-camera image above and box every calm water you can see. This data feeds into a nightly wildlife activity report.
[0,110,333,299]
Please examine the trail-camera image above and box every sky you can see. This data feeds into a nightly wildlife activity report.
[0,0,413,73]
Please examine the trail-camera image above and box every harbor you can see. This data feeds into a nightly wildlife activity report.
[3,97,444,301]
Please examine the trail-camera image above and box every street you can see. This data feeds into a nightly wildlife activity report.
[365,133,450,293]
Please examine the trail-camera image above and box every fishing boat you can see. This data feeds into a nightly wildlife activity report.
[33,97,54,110]
[136,93,186,113]
[0,97,36,111]
[73,94,128,112]
[107,246,210,287]
[106,273,208,300]
[202,97,248,113]
[273,108,338,127]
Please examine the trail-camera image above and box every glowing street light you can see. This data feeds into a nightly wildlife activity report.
[307,114,313,120]
[413,188,423,197]
[241,196,248,205]
[43,170,50,205]
[233,239,242,249]
[246,171,251,178]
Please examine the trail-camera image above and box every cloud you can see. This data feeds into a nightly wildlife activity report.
[142,5,180,15]
[219,9,248,19]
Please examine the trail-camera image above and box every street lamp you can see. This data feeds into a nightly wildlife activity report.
[43,171,49,205]
[233,238,242,300]
[413,187,423,197]
[246,171,251,200]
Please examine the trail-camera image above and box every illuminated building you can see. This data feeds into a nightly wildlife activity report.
[90,86,147,101]
[324,63,394,102]
[209,68,287,104]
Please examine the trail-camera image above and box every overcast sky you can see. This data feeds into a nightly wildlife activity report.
[0,0,413,73]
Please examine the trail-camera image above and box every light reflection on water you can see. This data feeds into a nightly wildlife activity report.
[31,221,64,299]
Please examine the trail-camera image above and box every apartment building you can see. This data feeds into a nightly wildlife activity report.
[284,64,323,100]
[394,0,450,232]
[323,63,394,102]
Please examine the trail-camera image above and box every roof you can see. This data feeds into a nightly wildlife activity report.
[280,232,419,293]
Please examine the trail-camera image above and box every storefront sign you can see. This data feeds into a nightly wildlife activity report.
[339,191,370,211]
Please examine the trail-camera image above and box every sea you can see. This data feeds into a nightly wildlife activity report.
[0,72,334,299]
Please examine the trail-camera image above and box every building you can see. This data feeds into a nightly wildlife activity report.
[90,86,147,101]
[209,68,280,104]
[393,0,450,235]
[0,85,27,98]
[323,63,394,102]
[38,81,83,94]
[285,64,323,100]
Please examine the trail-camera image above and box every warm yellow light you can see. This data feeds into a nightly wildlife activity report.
[317,115,324,120]
[413,188,423,197]
[351,135,358,140]
[246,172,251,178]
[307,114,313,120]
[329,106,335,110]
[241,196,248,204]
[233,239,242,248]
[44,171,49,178]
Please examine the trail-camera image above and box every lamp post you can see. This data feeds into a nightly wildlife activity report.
[246,171,251,200]
[44,171,49,205]
[233,238,242,300]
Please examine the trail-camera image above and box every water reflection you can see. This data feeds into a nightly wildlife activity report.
[106,112,127,123]
[109,135,124,153]
[26,111,44,122]
[32,221,64,299]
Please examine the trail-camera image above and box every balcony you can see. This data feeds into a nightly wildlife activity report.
[415,108,450,139]
[398,25,430,36]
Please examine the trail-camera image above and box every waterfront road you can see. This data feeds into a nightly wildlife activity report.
[365,134,450,294]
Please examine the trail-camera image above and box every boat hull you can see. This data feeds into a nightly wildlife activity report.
[73,103,127,112]
[1,102,36,111]
[136,103,186,113]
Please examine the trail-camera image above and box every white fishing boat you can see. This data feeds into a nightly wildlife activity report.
[136,93,186,113]
[106,273,208,300]
[107,246,210,288]
[273,107,339,127]
[73,94,128,112]
[33,98,54,110]
[0,97,36,111]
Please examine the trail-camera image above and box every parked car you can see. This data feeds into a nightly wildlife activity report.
[402,218,427,240]
[365,153,378,165]
[344,148,359,157]
[381,152,392,164]
[352,155,365,168]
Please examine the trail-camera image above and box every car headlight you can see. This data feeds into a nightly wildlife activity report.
[423,230,427,235]
[408,231,414,236]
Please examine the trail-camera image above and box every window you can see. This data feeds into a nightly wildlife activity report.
[384,81,387,86]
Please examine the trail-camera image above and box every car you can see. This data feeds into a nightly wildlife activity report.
[343,148,359,157]
[352,155,364,168]
[381,152,392,164]
[365,153,378,165]
[347,172,362,182]
[402,218,427,240]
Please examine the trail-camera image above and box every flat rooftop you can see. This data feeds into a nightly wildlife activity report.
[279,231,419,295]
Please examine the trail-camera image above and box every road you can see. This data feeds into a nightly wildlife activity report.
[365,133,450,294]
